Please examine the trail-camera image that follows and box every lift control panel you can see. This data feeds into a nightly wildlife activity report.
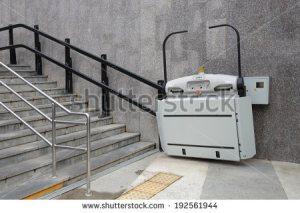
[244,77,270,105]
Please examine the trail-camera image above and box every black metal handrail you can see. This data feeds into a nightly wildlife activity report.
[0,44,156,116]
[0,23,163,115]
[0,24,163,91]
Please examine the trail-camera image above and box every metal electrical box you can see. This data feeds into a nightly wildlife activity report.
[244,77,270,105]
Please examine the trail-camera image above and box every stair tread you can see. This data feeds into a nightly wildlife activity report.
[1,93,77,104]
[0,81,57,86]
[0,122,126,160]
[0,87,65,94]
[0,100,86,113]
[0,75,47,79]
[0,69,36,72]
[0,132,141,181]
[5,64,31,67]
[60,141,155,179]
[0,175,67,199]
[0,71,37,76]
[0,141,154,199]
[0,65,156,200]
[0,115,115,141]
[0,107,95,127]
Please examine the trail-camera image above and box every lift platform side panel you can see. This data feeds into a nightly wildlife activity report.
[157,97,241,161]
[235,97,256,159]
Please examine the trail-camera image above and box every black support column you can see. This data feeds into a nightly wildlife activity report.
[101,54,110,117]
[8,25,17,65]
[34,25,43,75]
[65,38,73,93]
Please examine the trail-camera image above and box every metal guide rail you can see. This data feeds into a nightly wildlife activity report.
[0,24,162,116]
[0,62,92,196]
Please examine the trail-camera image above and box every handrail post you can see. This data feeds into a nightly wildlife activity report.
[8,25,17,64]
[101,54,110,117]
[157,80,166,100]
[34,25,43,75]
[65,38,73,93]
[52,103,57,178]
[0,44,158,116]
[85,114,92,196]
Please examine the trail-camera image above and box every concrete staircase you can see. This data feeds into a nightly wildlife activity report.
[0,64,156,199]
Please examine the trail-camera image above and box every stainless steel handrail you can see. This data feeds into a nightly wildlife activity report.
[0,101,52,146]
[0,62,92,196]
[0,79,52,122]
[0,62,87,123]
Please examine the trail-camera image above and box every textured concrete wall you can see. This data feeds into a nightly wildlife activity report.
[0,0,299,163]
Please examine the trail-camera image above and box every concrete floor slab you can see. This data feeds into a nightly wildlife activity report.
[56,152,160,199]
[57,188,122,200]
[127,154,209,199]
[200,159,287,199]
[55,153,300,200]
[272,161,300,199]
[86,152,159,194]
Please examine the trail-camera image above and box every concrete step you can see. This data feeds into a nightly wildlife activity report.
[0,75,48,84]
[0,63,156,200]
[0,115,114,150]
[0,81,58,92]
[62,141,155,186]
[0,141,155,199]
[0,123,129,167]
[0,64,31,71]
[0,133,147,192]
[1,175,67,199]
[0,87,67,100]
[0,108,97,133]
[0,101,87,120]
[0,70,37,77]
[1,93,79,109]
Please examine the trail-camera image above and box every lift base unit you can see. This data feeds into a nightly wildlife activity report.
[157,95,256,161]
[156,24,269,161]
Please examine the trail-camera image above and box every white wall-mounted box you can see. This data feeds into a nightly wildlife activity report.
[244,77,270,105]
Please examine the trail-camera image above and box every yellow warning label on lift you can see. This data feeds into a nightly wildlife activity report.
[198,66,205,73]
[118,172,181,200]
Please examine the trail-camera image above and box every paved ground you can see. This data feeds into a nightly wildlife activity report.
[57,152,300,199]
[57,153,159,199]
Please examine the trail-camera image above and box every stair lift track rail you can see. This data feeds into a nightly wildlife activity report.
[0,44,156,116]
[0,24,159,116]
[0,62,92,196]
[0,24,163,91]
